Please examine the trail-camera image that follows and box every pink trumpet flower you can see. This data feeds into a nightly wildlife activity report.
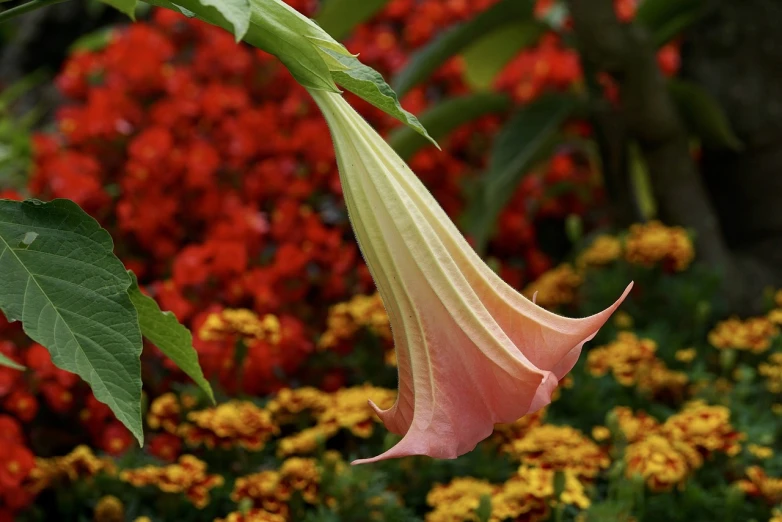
[310,90,632,464]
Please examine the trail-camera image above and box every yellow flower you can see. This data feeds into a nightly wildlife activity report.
[577,235,622,268]
[592,426,611,442]
[319,292,391,349]
[508,425,609,479]
[215,510,287,522]
[662,401,744,456]
[94,495,124,522]
[121,456,223,509]
[735,466,782,504]
[199,309,281,344]
[708,317,778,353]
[613,311,634,330]
[624,221,694,271]
[147,393,181,434]
[608,406,661,443]
[426,477,497,522]
[759,353,782,394]
[675,348,697,363]
[624,435,699,491]
[180,401,279,451]
[748,444,774,460]
[29,445,116,494]
[523,264,583,309]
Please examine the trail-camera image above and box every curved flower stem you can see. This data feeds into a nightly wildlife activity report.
[0,0,66,23]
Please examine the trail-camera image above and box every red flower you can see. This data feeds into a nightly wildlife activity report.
[3,391,38,423]
[101,422,134,456]
[0,444,35,489]
[149,433,182,462]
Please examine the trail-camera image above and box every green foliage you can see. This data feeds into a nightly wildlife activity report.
[461,20,546,91]
[392,0,535,97]
[0,73,43,192]
[0,198,144,443]
[635,0,705,47]
[98,0,138,19]
[127,272,215,403]
[315,0,390,41]
[318,47,437,147]
[388,92,511,160]
[193,0,251,40]
[463,93,579,252]
[668,79,743,151]
[0,351,24,370]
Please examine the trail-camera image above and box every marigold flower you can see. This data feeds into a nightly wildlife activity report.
[523,264,584,309]
[747,444,774,460]
[311,90,630,463]
[28,445,115,494]
[577,235,622,268]
[232,470,290,516]
[708,316,778,353]
[736,466,782,504]
[180,401,279,451]
[319,292,391,350]
[426,477,497,522]
[624,221,694,271]
[120,455,223,509]
[624,435,699,491]
[93,495,124,522]
[662,401,744,457]
[215,510,287,522]
[759,353,782,394]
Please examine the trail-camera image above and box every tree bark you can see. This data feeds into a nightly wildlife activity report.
[567,0,782,315]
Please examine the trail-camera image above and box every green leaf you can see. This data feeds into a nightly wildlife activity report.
[388,93,511,160]
[462,94,579,252]
[0,199,143,443]
[69,27,116,53]
[98,0,138,19]
[318,48,436,147]
[143,0,195,17]
[668,79,743,151]
[315,0,389,41]
[635,0,704,47]
[127,272,214,403]
[461,20,545,91]
[195,0,251,41]
[0,352,24,371]
[628,141,657,219]
[392,0,535,97]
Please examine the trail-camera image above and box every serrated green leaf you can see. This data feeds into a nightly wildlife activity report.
[388,93,511,160]
[462,21,545,91]
[668,79,743,151]
[195,0,251,41]
[392,0,535,97]
[315,0,389,41]
[0,198,143,443]
[0,352,24,371]
[462,94,578,252]
[635,0,704,47]
[127,272,214,403]
[98,0,138,19]
[321,48,437,147]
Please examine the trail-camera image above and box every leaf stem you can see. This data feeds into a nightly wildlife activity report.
[0,0,67,23]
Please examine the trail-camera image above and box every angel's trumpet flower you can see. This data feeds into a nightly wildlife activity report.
[310,90,632,464]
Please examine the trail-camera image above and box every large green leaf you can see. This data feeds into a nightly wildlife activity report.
[635,0,704,47]
[388,93,511,160]
[196,0,251,40]
[668,79,743,151]
[315,0,389,41]
[0,199,143,443]
[99,0,138,19]
[0,352,24,370]
[461,21,545,91]
[392,0,535,97]
[127,273,214,403]
[319,48,436,147]
[462,94,579,252]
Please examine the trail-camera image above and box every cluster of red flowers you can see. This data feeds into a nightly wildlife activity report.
[0,0,683,518]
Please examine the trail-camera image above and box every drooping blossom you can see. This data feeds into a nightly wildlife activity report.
[310,90,632,464]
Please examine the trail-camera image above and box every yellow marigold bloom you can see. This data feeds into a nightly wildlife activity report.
[736,466,782,504]
[613,311,634,330]
[708,316,778,353]
[232,470,289,517]
[608,407,661,443]
[276,426,336,458]
[776,290,782,308]
[279,458,321,504]
[147,393,181,434]
[319,292,391,349]
[759,353,782,394]
[180,401,279,451]
[491,466,590,522]
[94,495,124,522]
[133,518,152,522]
[578,235,622,268]
[625,435,700,491]
[767,308,782,325]
[675,348,697,363]
[318,385,396,438]
[266,387,331,423]
[121,455,223,509]
[492,409,546,453]
[199,309,282,344]
[426,477,497,522]
[522,264,583,309]
[29,445,116,494]
[748,444,774,460]
[215,510,287,522]
[771,508,782,522]
[624,220,694,271]
[662,401,743,457]
[508,425,610,479]
[592,426,611,442]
